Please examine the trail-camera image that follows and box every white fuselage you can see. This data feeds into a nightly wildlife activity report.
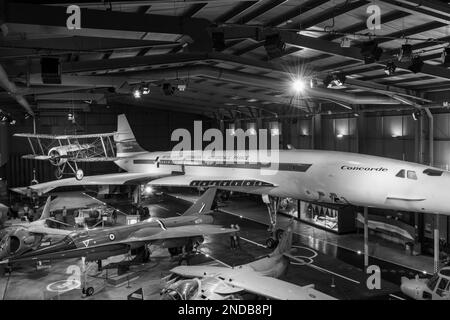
[115,149,450,215]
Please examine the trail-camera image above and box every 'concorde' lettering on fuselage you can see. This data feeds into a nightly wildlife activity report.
[341,166,388,172]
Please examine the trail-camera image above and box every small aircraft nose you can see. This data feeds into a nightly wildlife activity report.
[400,277,420,299]
[0,236,11,261]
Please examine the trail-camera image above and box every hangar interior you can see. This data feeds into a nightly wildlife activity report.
[1,0,450,300]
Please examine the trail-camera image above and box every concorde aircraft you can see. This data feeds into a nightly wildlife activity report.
[0,188,233,266]
[160,223,336,300]
[13,114,450,248]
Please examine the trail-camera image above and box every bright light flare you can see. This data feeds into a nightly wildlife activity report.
[291,78,306,93]
[144,186,153,194]
[133,89,142,99]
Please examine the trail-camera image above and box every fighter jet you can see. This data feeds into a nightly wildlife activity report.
[400,266,450,300]
[0,188,233,266]
[160,223,336,300]
[0,196,73,260]
[14,114,450,247]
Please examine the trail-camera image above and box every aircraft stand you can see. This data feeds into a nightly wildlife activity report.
[262,194,281,248]
[434,214,440,273]
[364,207,369,268]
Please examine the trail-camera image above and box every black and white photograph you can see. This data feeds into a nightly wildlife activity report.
[0,0,450,308]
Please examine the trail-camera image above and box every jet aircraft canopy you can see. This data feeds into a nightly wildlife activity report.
[161,279,200,300]
[425,267,450,298]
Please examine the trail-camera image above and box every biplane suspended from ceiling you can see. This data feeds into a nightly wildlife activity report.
[14,132,124,180]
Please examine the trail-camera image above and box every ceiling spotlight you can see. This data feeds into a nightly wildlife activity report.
[384,62,397,75]
[292,78,306,93]
[264,33,286,59]
[340,37,351,48]
[440,47,450,65]
[132,88,142,99]
[360,40,383,64]
[324,73,346,88]
[142,84,150,95]
[9,119,16,125]
[408,56,423,73]
[412,110,422,121]
[398,44,413,63]
[177,83,187,92]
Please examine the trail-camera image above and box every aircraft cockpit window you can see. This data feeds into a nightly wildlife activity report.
[167,279,199,300]
[395,169,405,178]
[407,171,417,180]
[436,278,449,297]
[423,168,444,176]
[426,274,440,291]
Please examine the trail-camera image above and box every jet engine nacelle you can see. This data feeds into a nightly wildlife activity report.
[0,229,43,260]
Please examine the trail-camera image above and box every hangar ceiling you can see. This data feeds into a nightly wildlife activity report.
[1,0,450,121]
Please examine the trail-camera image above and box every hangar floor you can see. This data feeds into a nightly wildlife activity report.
[0,195,427,300]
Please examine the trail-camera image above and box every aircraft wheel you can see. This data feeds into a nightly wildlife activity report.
[275,229,284,241]
[75,169,84,181]
[55,168,63,180]
[142,247,150,263]
[266,238,277,249]
[85,287,94,297]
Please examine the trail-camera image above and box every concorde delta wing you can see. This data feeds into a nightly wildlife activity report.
[148,175,277,192]
[10,172,174,195]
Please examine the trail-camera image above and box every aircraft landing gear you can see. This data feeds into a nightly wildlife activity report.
[97,260,102,272]
[262,195,282,249]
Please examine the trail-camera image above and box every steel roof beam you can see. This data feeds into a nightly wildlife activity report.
[379,0,450,24]
[4,3,213,51]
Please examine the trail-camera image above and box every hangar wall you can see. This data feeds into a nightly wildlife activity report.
[282,112,450,170]
[1,107,212,187]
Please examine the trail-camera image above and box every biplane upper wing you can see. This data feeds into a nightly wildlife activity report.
[10,172,173,195]
[14,133,116,139]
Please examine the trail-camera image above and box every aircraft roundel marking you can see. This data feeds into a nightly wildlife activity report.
[109,233,116,241]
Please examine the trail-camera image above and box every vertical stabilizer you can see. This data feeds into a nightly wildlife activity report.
[115,114,146,156]
[182,188,217,216]
[39,196,51,220]
[272,222,293,255]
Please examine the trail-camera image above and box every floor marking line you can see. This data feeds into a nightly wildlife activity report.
[240,236,267,248]
[154,204,170,212]
[307,264,361,284]
[199,250,231,268]
[389,294,406,300]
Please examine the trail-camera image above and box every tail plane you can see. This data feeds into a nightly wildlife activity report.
[272,222,293,256]
[38,196,52,220]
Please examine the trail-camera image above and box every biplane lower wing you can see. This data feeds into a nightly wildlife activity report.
[11,172,173,195]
